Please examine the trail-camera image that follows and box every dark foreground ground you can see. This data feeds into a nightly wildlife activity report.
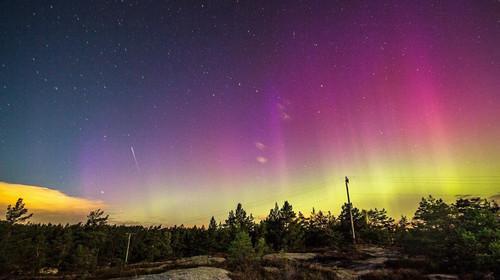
[28,245,495,280]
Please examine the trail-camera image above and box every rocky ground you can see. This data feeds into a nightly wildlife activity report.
[116,267,231,280]
[107,255,227,279]
[257,245,410,279]
[110,245,485,279]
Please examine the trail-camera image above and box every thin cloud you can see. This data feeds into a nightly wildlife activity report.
[256,156,268,164]
[277,102,292,121]
[255,142,266,151]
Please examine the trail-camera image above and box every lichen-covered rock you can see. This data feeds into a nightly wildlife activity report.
[262,266,281,276]
[426,274,459,280]
[262,252,317,263]
[126,255,226,270]
[174,255,226,266]
[39,267,59,275]
[120,266,231,280]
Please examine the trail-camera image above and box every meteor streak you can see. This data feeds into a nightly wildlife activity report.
[130,146,140,172]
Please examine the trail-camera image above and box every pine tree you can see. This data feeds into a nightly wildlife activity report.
[85,209,109,227]
[227,230,254,268]
[208,216,217,231]
[5,198,33,224]
[225,203,254,239]
[338,202,366,241]
[254,237,269,258]
[263,201,303,250]
[280,201,303,250]
[263,202,283,250]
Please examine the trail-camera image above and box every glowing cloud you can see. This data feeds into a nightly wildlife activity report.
[256,156,268,164]
[255,142,267,151]
[0,181,105,224]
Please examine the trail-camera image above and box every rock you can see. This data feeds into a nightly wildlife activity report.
[259,247,415,279]
[332,268,358,280]
[111,256,227,279]
[174,255,226,267]
[359,269,424,280]
[126,255,225,270]
[305,264,357,280]
[262,252,317,263]
[349,257,388,273]
[358,245,400,259]
[120,266,231,280]
[262,266,281,276]
[426,274,459,280]
[39,267,58,275]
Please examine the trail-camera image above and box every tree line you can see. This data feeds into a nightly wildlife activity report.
[0,196,498,276]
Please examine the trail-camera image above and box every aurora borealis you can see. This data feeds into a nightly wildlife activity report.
[1,1,499,225]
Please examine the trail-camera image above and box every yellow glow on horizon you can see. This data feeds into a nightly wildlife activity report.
[0,181,105,223]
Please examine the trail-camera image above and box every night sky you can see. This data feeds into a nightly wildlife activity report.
[1,1,500,225]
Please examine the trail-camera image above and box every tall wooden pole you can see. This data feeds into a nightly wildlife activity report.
[345,176,356,244]
[124,233,132,264]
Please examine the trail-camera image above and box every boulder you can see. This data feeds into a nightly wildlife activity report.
[120,266,231,280]
[39,267,59,275]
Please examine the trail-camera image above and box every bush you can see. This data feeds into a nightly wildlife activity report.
[227,231,255,269]
[254,237,270,259]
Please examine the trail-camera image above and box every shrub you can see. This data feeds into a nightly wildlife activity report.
[227,231,255,269]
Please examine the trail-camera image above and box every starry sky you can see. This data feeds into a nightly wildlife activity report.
[1,1,500,225]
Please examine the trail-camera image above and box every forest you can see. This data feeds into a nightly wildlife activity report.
[0,196,498,278]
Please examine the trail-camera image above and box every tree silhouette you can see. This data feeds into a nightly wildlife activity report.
[225,203,254,238]
[0,196,497,276]
[208,216,217,232]
[6,198,33,224]
[263,201,303,250]
[85,209,109,227]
